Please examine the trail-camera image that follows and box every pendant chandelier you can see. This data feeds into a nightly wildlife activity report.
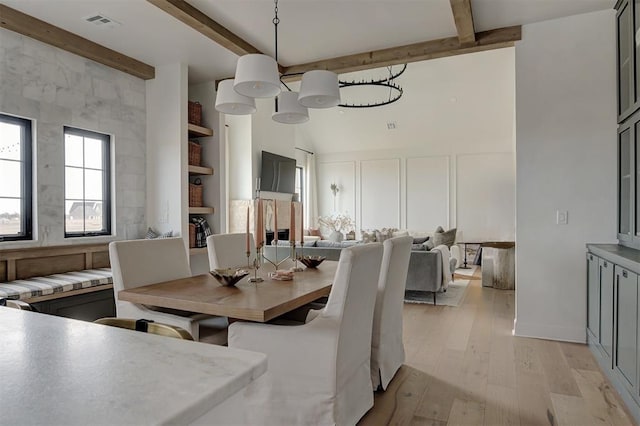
[338,64,406,108]
[215,0,341,124]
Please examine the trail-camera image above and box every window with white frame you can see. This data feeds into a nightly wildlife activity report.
[64,127,111,237]
[0,114,32,241]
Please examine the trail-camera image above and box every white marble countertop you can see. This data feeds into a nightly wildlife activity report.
[0,308,267,425]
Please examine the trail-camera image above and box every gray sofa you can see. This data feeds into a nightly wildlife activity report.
[263,241,450,296]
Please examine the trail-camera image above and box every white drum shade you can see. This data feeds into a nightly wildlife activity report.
[298,70,341,108]
[234,54,281,98]
[272,91,309,124]
[215,79,257,115]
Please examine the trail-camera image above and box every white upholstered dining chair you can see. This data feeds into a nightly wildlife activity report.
[109,238,228,343]
[206,233,255,270]
[228,243,384,426]
[371,235,412,391]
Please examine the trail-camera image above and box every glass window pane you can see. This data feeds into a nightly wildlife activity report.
[0,159,21,197]
[0,122,21,161]
[63,127,110,236]
[0,114,31,240]
[619,3,632,114]
[620,129,631,235]
[84,137,103,170]
[84,202,104,232]
[65,167,84,199]
[65,134,84,167]
[65,200,84,233]
[0,198,21,236]
[85,169,103,200]
[635,0,640,102]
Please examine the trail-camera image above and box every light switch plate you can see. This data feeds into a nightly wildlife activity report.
[557,210,568,225]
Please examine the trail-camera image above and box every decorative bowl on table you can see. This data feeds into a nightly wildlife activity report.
[209,268,249,286]
[297,255,326,269]
[269,270,294,281]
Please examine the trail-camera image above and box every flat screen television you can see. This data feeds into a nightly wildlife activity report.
[260,151,296,194]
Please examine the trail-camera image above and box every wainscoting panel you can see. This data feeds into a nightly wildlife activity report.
[360,159,400,229]
[456,153,515,241]
[406,156,449,232]
[317,161,356,217]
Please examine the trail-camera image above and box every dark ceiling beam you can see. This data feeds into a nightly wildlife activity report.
[0,4,155,80]
[450,0,476,46]
[281,26,521,81]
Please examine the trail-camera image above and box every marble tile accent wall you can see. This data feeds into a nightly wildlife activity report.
[0,29,146,247]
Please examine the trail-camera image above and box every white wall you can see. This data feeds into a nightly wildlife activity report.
[296,48,516,155]
[0,28,147,248]
[457,153,515,241]
[360,158,401,229]
[317,161,356,217]
[252,98,297,197]
[515,9,617,342]
[226,98,298,204]
[406,156,449,231]
[306,48,516,238]
[146,63,187,240]
[226,114,253,203]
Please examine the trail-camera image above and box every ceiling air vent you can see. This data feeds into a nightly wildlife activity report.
[82,13,121,29]
[387,121,397,130]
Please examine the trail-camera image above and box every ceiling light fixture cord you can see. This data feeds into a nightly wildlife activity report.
[273,0,279,63]
[272,0,297,93]
[273,0,280,112]
[216,0,337,122]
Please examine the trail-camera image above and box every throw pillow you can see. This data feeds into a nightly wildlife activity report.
[413,236,429,244]
[361,230,376,243]
[375,228,394,243]
[433,227,456,247]
[145,227,158,239]
[309,229,322,238]
[411,243,427,251]
[423,239,435,250]
[146,227,173,239]
[435,225,445,233]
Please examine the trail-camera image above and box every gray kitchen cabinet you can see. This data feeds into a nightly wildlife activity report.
[587,244,640,422]
[601,258,615,365]
[614,266,638,394]
[620,128,633,240]
[587,253,600,340]
[618,0,634,121]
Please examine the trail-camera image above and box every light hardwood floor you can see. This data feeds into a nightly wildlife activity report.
[359,268,635,426]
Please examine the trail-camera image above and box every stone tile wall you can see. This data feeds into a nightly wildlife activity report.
[0,28,146,247]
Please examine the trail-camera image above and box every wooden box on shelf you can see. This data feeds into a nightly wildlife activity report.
[189,223,196,248]
[188,101,202,126]
[189,178,203,207]
[188,141,201,166]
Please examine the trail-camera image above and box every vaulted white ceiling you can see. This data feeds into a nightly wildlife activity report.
[2,0,615,83]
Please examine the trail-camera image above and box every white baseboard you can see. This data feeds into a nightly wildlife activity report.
[514,319,586,343]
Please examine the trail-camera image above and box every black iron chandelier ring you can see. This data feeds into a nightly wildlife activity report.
[337,64,407,108]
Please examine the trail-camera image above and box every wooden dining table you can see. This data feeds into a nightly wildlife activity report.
[118,261,337,322]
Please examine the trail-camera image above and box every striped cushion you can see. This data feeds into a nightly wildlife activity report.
[0,268,112,300]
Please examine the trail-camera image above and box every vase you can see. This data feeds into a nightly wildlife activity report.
[329,230,344,242]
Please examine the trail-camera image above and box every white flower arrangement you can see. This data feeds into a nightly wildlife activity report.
[317,213,354,233]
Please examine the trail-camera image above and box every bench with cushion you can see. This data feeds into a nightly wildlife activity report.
[0,244,115,321]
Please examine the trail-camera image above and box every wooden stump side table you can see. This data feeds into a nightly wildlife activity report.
[481,242,515,290]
